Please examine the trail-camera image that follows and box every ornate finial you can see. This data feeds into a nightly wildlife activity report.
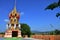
[13,0,16,13]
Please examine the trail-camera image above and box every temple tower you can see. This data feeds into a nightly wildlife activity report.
[4,0,21,37]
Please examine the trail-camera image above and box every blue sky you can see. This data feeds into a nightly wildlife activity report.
[0,0,60,32]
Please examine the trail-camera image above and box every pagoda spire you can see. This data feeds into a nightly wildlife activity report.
[13,0,17,13]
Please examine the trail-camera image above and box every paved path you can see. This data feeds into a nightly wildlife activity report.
[0,38,44,40]
[23,38,44,40]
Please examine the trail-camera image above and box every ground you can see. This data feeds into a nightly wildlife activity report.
[4,37,22,40]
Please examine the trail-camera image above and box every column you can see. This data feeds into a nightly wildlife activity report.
[6,24,8,29]
[9,24,11,28]
[14,24,16,29]
[18,24,21,29]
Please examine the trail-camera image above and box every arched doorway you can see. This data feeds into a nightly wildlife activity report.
[12,31,18,37]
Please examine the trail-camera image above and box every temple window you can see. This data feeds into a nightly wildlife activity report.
[15,14,17,16]
[14,19,16,22]
[16,24,18,26]
[11,24,14,26]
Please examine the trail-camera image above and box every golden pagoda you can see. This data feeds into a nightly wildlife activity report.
[4,0,21,37]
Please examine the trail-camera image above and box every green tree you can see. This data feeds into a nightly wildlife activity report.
[49,31,54,35]
[20,23,31,37]
[49,29,60,35]
[45,0,60,18]
[0,32,5,34]
[54,29,60,35]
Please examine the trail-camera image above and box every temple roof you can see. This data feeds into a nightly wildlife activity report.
[12,0,17,13]
[9,0,20,19]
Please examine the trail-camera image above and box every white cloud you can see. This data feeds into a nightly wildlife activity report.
[4,19,9,22]
[20,12,24,16]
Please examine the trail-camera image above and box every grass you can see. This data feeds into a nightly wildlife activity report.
[4,37,22,40]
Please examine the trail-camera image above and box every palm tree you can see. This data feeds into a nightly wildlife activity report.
[45,0,60,18]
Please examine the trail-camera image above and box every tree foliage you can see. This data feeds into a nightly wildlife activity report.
[45,0,60,10]
[21,23,31,37]
[45,3,58,10]
[54,29,60,35]
[0,32,5,34]
[45,0,60,18]
[49,29,60,35]
[56,13,60,17]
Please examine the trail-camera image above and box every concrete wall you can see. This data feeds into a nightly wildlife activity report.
[0,34,4,37]
[32,35,60,40]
